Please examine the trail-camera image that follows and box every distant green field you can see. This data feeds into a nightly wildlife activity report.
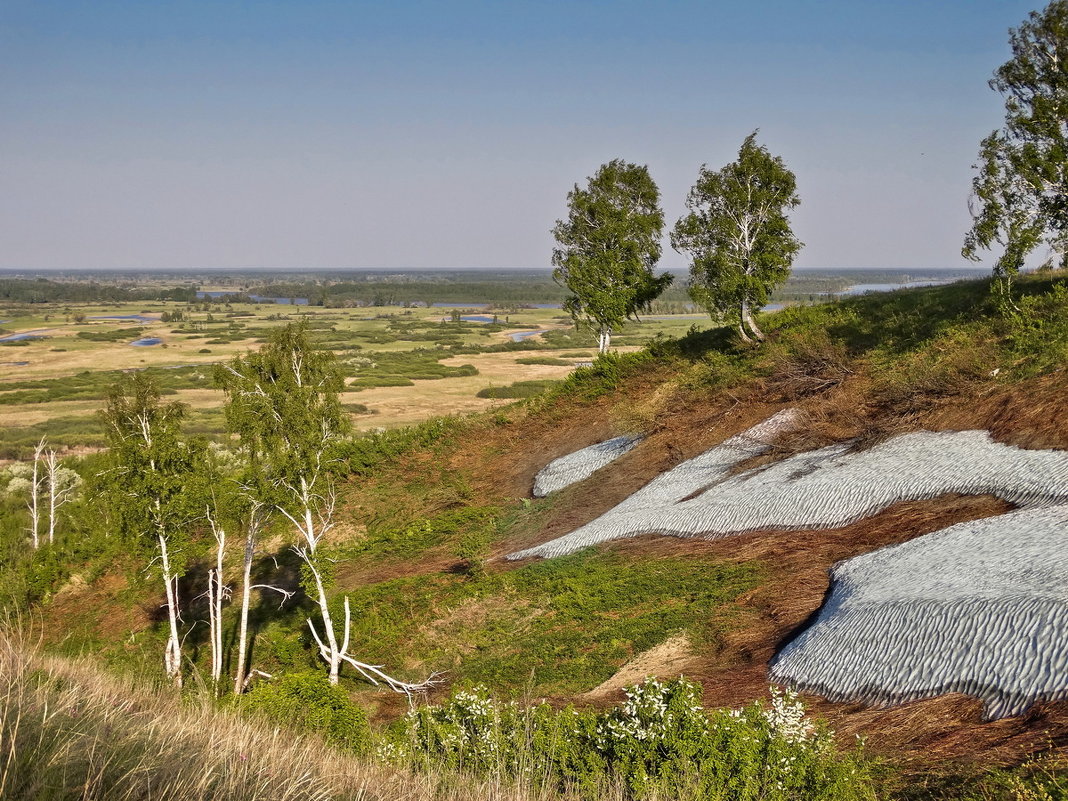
[0,296,702,458]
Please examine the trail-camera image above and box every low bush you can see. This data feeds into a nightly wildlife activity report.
[556,351,654,401]
[476,380,560,399]
[243,671,370,752]
[515,356,572,366]
[75,328,142,342]
[340,416,470,476]
[349,375,415,389]
[762,327,854,400]
[390,678,876,800]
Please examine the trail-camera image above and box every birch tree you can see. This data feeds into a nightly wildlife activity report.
[671,132,802,344]
[230,500,292,694]
[43,447,80,546]
[552,160,671,354]
[963,1,1068,301]
[98,373,206,688]
[204,506,228,691]
[216,323,432,692]
[27,439,45,549]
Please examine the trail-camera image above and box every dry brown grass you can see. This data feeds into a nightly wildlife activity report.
[347,351,579,430]
[0,617,585,801]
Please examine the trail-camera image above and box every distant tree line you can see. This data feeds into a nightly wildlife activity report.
[0,279,197,304]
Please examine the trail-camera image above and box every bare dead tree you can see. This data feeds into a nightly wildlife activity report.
[43,447,78,546]
[27,438,46,549]
[278,458,440,695]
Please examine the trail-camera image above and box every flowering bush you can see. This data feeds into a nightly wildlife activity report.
[388,678,875,800]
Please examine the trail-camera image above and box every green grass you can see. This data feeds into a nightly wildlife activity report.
[346,349,479,389]
[334,547,763,696]
[0,365,215,405]
[514,356,573,366]
[76,327,144,342]
[476,379,561,399]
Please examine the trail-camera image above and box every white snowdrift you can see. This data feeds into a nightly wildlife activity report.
[769,505,1068,719]
[506,413,1068,561]
[533,435,642,497]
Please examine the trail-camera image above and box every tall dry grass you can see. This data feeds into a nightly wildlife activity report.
[0,618,578,801]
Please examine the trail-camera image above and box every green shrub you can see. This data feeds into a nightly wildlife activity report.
[1006,280,1068,376]
[243,671,370,752]
[476,379,560,399]
[391,679,876,800]
[515,356,572,366]
[558,351,654,400]
[349,375,415,389]
[339,416,470,476]
[76,328,142,342]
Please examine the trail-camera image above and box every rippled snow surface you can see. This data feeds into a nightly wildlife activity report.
[507,413,1068,560]
[533,435,642,497]
[770,505,1068,719]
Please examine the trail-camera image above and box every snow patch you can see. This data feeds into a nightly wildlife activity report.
[533,435,643,497]
[770,505,1068,719]
[507,413,1068,560]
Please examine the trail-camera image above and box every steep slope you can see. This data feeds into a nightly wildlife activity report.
[26,271,1068,778]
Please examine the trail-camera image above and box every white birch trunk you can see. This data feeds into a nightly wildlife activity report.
[46,454,57,546]
[158,532,183,688]
[738,300,754,345]
[597,327,611,354]
[304,556,343,684]
[234,520,256,695]
[206,514,226,690]
[742,301,765,342]
[739,299,764,341]
[27,438,45,549]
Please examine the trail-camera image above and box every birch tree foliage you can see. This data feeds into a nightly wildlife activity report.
[216,323,348,683]
[98,373,205,558]
[671,132,801,344]
[963,1,1068,300]
[215,322,347,487]
[96,372,207,686]
[551,160,671,354]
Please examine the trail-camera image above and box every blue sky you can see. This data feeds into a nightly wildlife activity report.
[0,0,1041,270]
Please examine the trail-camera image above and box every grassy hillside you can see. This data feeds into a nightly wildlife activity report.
[4,270,1068,798]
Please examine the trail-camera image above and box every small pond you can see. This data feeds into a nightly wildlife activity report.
[510,331,542,342]
[0,330,49,342]
[130,337,163,347]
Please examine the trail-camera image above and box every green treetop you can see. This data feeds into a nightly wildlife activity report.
[671,132,801,344]
[963,1,1068,302]
[551,159,672,354]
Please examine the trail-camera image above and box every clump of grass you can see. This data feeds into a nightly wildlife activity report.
[515,356,573,366]
[75,327,143,342]
[347,349,479,389]
[762,327,854,400]
[477,380,561,399]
